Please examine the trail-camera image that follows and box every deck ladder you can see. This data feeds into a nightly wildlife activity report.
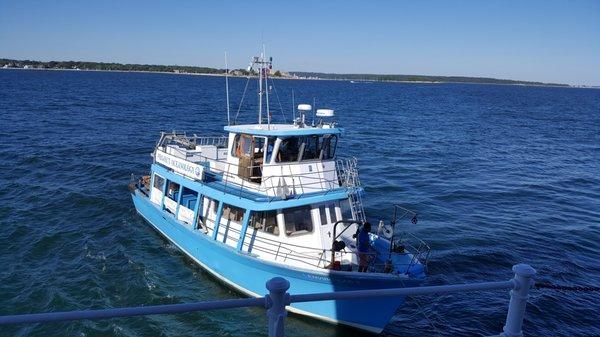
[337,157,366,223]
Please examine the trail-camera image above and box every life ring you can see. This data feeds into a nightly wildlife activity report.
[381,224,394,239]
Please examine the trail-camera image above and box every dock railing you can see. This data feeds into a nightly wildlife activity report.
[0,264,536,337]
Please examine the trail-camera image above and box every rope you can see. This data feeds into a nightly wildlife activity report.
[269,77,287,123]
[535,282,600,292]
[234,75,252,125]
[398,279,445,335]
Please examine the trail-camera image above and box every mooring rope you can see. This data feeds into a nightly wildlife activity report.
[398,279,445,335]
[535,282,600,292]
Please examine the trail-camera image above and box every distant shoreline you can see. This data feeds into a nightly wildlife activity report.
[1,58,595,88]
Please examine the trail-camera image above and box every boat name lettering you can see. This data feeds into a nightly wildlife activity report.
[156,151,203,179]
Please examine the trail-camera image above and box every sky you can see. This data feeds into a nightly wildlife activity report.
[1,0,599,85]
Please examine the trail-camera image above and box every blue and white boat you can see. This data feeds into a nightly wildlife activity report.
[129,52,430,333]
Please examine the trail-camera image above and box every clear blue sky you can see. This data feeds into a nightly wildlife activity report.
[1,0,599,85]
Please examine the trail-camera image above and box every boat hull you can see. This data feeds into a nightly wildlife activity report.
[131,191,420,333]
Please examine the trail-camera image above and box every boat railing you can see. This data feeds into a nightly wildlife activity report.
[335,157,361,188]
[384,204,432,271]
[205,219,409,273]
[154,143,361,199]
[394,231,431,271]
[0,264,537,337]
[204,220,334,269]
[130,174,150,197]
[157,131,229,149]
[134,172,425,274]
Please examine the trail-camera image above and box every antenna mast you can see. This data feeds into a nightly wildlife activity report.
[249,47,273,125]
[258,51,263,124]
[292,89,295,121]
[264,45,271,129]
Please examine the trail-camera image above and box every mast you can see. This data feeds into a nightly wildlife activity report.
[249,48,273,125]
[258,51,263,124]
[264,45,271,128]
[292,89,295,120]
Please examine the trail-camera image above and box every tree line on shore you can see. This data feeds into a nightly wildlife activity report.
[0,58,225,74]
[1,58,565,86]
[290,71,566,86]
[0,58,288,77]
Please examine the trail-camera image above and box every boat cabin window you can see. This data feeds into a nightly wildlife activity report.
[232,134,276,160]
[265,138,275,163]
[232,134,276,183]
[153,174,165,191]
[223,204,245,223]
[165,181,180,201]
[320,134,338,160]
[277,137,301,162]
[283,205,314,236]
[302,135,320,160]
[240,134,253,156]
[200,197,218,228]
[340,200,353,220]
[252,210,279,235]
[319,202,338,225]
[276,135,338,163]
[211,199,219,214]
[180,187,198,210]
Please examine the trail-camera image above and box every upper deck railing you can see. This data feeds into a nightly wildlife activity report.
[153,132,362,200]
[156,132,228,149]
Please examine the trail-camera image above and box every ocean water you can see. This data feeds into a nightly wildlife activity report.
[0,69,599,337]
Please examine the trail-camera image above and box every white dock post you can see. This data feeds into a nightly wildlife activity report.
[500,264,536,337]
[266,277,290,337]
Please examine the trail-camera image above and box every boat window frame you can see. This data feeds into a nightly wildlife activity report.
[153,173,165,191]
[222,204,245,223]
[282,205,314,237]
[179,186,199,211]
[251,210,280,236]
[340,199,353,220]
[275,134,338,163]
[302,135,321,161]
[199,197,218,228]
[320,134,338,160]
[165,180,181,202]
[318,202,338,226]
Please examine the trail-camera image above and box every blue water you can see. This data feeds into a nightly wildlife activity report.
[1,69,599,337]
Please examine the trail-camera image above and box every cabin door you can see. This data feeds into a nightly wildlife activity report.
[319,203,339,264]
[236,134,264,183]
[236,134,254,181]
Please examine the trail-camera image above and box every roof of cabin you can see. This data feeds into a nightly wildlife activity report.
[224,123,342,137]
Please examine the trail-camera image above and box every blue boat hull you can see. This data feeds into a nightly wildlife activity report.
[131,191,420,333]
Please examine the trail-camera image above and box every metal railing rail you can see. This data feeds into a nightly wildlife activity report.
[158,132,229,149]
[0,264,537,337]
[394,231,432,270]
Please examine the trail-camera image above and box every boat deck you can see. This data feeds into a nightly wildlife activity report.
[151,163,352,211]
[202,168,352,202]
